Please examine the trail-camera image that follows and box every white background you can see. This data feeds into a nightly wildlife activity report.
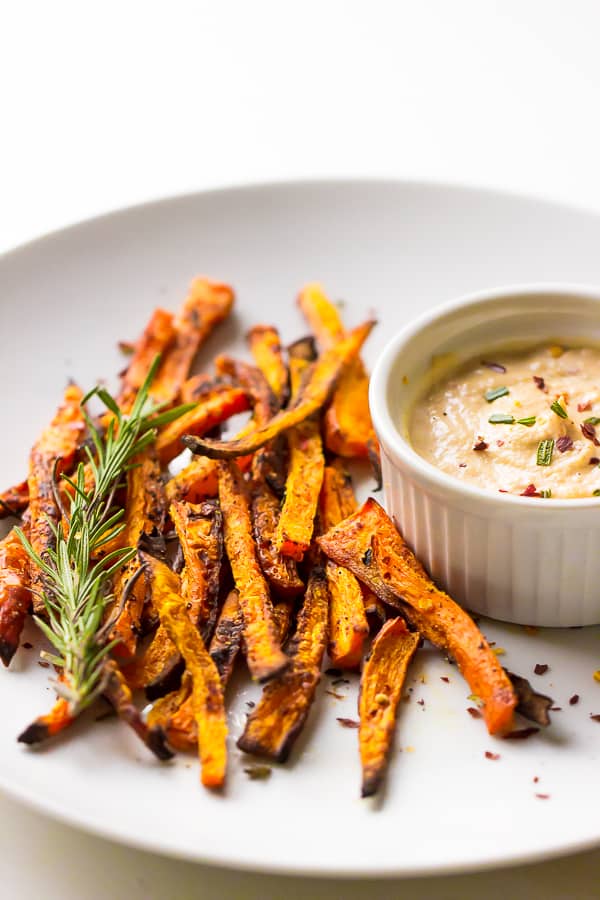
[2,1,600,897]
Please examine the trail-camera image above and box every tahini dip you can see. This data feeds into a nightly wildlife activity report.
[409,344,600,499]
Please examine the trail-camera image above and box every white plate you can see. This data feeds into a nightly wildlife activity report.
[2,179,600,877]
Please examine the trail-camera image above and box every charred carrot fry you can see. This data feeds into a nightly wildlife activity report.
[150,278,235,405]
[117,308,176,413]
[183,320,375,459]
[111,446,167,660]
[18,693,75,745]
[170,499,223,641]
[218,461,289,682]
[247,325,289,405]
[272,599,295,644]
[147,672,193,750]
[298,283,377,459]
[237,568,329,762]
[0,524,31,666]
[208,588,244,685]
[103,660,173,760]
[319,462,368,668]
[0,480,29,519]
[251,483,304,598]
[317,499,517,735]
[123,624,182,699]
[156,385,249,465]
[28,383,86,616]
[358,617,420,796]
[140,552,227,787]
[166,456,219,504]
[275,345,324,561]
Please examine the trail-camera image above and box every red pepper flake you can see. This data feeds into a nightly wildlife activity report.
[38,661,50,669]
[473,440,488,451]
[578,400,592,412]
[22,642,33,650]
[533,375,546,391]
[336,717,360,729]
[482,361,507,373]
[458,463,467,468]
[535,793,551,800]
[503,727,539,740]
[496,439,505,447]
[325,690,344,700]
[467,707,482,719]
[581,422,600,445]
[534,663,549,675]
[590,457,600,465]
[569,694,580,705]
[440,676,450,683]
[417,698,425,707]
[556,435,573,453]
[498,488,509,493]
[485,751,500,760]
[590,714,600,722]
[533,776,539,783]
[520,484,540,497]
[550,706,562,711]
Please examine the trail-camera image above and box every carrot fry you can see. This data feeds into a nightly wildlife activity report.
[18,695,74,745]
[272,599,295,644]
[141,553,227,787]
[103,660,173,760]
[298,283,378,459]
[319,463,368,668]
[170,499,223,640]
[0,525,31,666]
[117,308,176,413]
[317,499,517,735]
[218,461,289,682]
[166,456,219,504]
[275,344,324,561]
[183,319,376,459]
[28,383,86,616]
[156,385,249,465]
[237,568,329,762]
[251,482,304,598]
[149,278,235,405]
[359,617,420,797]
[0,480,29,519]
[247,324,289,405]
[111,446,167,660]
[123,624,182,699]
[208,588,244,685]
[147,672,193,750]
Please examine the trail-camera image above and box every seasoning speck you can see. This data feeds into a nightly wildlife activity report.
[482,361,507,373]
[244,765,272,781]
[325,689,345,700]
[22,642,33,650]
[337,717,360,729]
[534,663,549,675]
[440,676,450,683]
[569,694,580,705]
[593,670,600,683]
[535,793,551,800]
[590,714,600,722]
[533,375,546,391]
[38,661,50,669]
[556,435,574,453]
[504,727,540,740]
[473,440,488,451]
[485,751,500,760]
[467,707,482,719]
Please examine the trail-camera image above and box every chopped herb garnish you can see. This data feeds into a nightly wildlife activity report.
[540,489,552,499]
[489,413,514,425]
[244,765,272,780]
[594,490,600,497]
[584,416,600,426]
[484,386,510,403]
[516,416,536,427]
[536,439,554,467]
[550,400,568,419]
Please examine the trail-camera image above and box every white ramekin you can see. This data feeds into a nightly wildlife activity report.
[369,284,600,627]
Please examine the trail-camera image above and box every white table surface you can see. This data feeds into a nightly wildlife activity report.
[3,2,600,896]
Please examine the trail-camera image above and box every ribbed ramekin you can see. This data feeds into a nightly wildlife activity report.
[369,285,600,626]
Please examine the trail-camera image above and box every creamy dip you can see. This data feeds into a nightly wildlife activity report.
[410,345,600,498]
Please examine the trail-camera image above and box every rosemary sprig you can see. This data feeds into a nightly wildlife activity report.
[16,357,193,716]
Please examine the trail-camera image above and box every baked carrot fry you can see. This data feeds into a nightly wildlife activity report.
[209,588,244,685]
[0,480,29,518]
[317,499,517,735]
[275,347,324,561]
[147,672,193,750]
[272,599,295,644]
[170,499,223,640]
[251,482,304,598]
[18,694,74,745]
[358,617,420,797]
[218,461,289,682]
[0,525,31,666]
[103,660,173,760]
[166,456,219,504]
[155,385,249,465]
[149,278,235,405]
[247,324,289,405]
[141,552,227,787]
[111,446,167,660]
[319,463,368,668]
[237,568,329,762]
[123,624,182,699]
[28,383,86,616]
[183,320,376,459]
[117,308,176,413]
[298,283,377,459]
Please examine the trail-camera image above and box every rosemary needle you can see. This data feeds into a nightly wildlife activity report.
[16,356,193,718]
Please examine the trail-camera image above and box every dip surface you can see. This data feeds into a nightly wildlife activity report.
[410,345,600,498]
